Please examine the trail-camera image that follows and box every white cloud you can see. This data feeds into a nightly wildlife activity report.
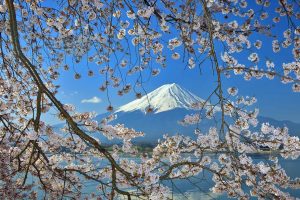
[81,96,102,104]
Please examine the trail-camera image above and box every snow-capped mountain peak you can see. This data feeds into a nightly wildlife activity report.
[116,83,206,114]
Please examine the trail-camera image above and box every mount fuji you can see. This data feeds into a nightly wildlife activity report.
[95,83,300,144]
[116,83,210,114]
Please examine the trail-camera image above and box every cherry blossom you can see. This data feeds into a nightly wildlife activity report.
[0,0,300,199]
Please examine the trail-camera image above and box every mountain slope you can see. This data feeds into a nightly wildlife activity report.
[96,109,214,142]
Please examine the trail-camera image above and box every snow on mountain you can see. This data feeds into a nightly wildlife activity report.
[116,83,208,114]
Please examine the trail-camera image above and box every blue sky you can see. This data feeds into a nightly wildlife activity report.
[41,1,300,124]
